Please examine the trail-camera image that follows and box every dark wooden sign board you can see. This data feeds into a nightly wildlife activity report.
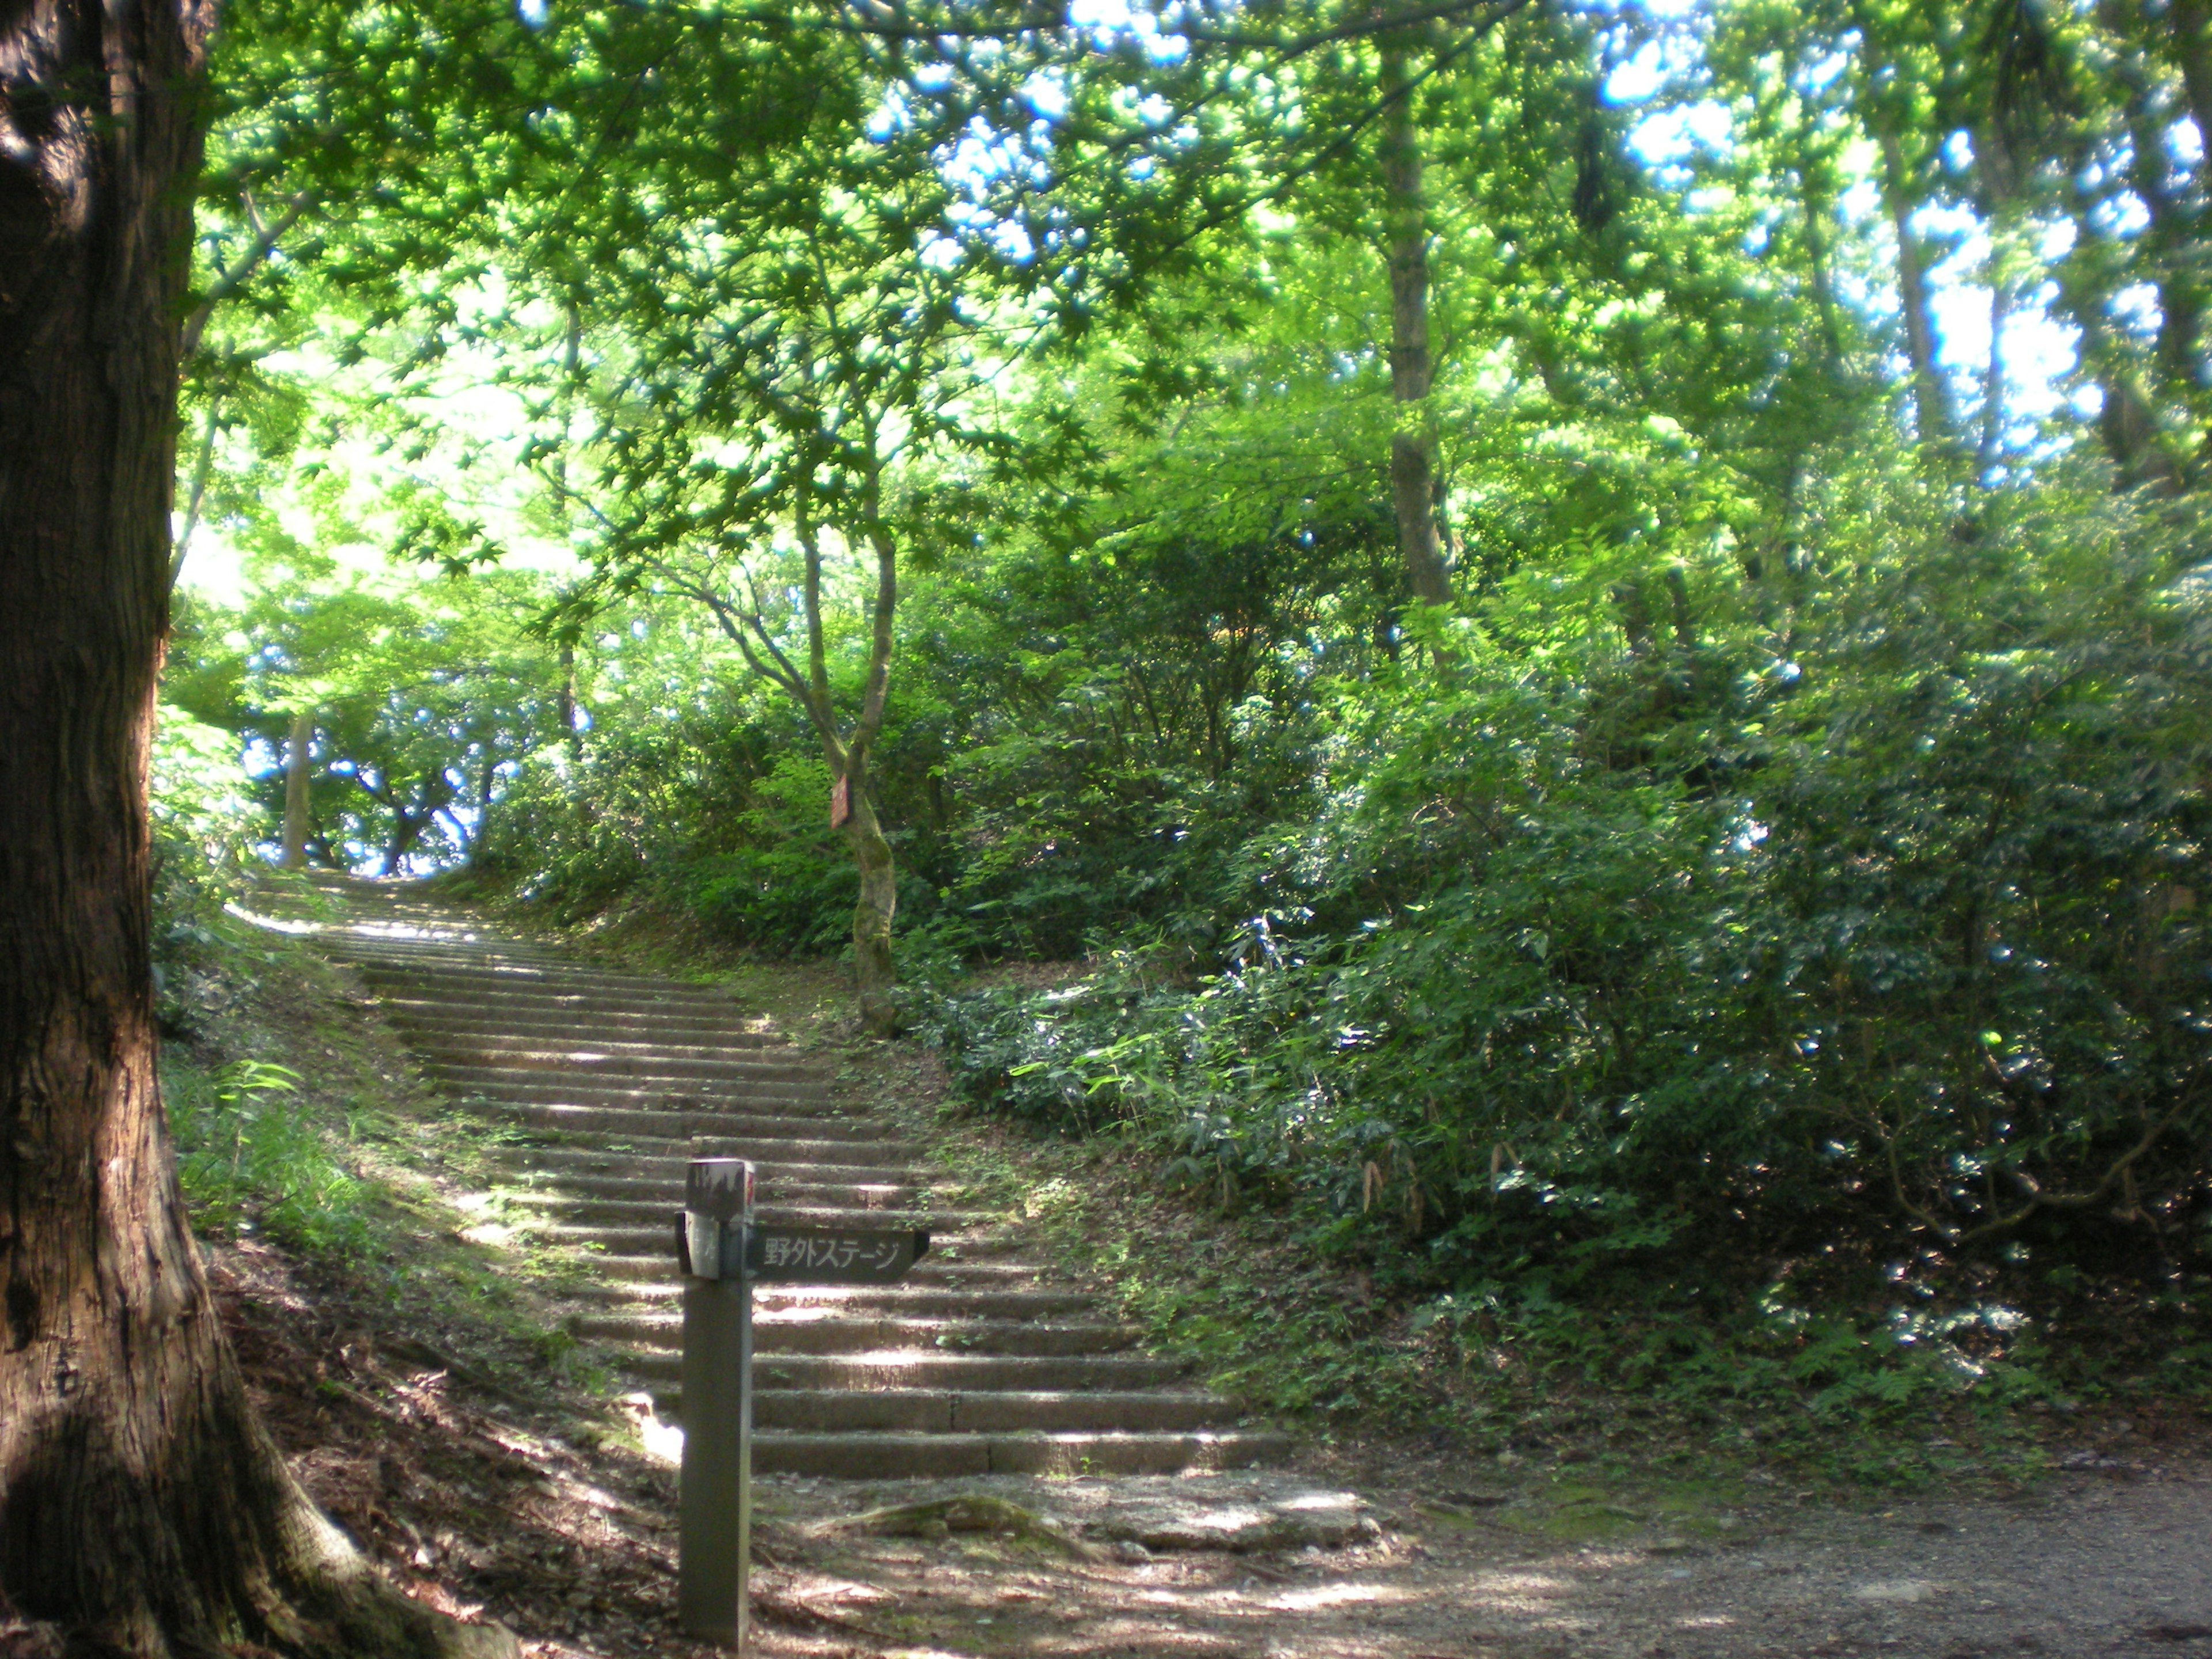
[675,1158,927,1651]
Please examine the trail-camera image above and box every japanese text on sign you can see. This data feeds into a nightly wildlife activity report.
[744,1225,929,1284]
[757,1233,904,1272]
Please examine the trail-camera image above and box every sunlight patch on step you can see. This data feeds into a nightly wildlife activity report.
[225,901,320,934]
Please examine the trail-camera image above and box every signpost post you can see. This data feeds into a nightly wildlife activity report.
[675,1157,929,1650]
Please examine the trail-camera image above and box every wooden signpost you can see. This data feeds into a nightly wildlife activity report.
[675,1157,929,1650]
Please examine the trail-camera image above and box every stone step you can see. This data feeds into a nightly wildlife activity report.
[537,1224,1024,1267]
[570,1279,1097,1320]
[397,1029,796,1066]
[332,935,577,964]
[743,1430,1292,1479]
[486,1149,933,1187]
[366,979,756,1020]
[503,1194,995,1230]
[624,1349,1188,1392]
[748,1389,1230,1435]
[378,999,782,1042]
[343,954,745,1003]
[574,1310,1141,1357]
[469,1125,926,1165]
[488,1168,964,1205]
[425,1064,834,1104]
[450,1102,884,1145]
[415,1044,826,1087]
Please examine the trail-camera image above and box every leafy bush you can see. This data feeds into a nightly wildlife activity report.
[918,503,2212,1323]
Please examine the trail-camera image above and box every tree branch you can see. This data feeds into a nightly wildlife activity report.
[182,189,315,361]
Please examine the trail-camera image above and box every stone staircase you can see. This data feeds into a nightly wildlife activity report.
[282,876,1286,1479]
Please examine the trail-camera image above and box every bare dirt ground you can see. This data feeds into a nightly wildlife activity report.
[743,1453,2212,1659]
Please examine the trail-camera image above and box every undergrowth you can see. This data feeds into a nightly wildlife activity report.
[923,1069,2195,1491]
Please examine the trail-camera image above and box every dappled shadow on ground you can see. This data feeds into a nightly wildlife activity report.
[11,1234,2211,1659]
[741,1457,2212,1659]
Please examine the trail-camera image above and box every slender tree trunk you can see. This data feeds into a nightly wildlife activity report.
[1980,268,2010,476]
[282,707,313,869]
[838,759,898,1038]
[168,396,219,592]
[558,638,582,762]
[1380,40,1453,608]
[0,1,511,1653]
[1872,122,1956,448]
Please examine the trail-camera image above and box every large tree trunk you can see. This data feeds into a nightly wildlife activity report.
[282,707,314,869]
[838,762,898,1039]
[1379,40,1453,609]
[0,1,511,1653]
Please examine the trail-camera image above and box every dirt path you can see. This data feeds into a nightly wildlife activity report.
[736,1456,2212,1659]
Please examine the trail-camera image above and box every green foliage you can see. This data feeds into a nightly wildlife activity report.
[916,488,2212,1392]
[164,0,2212,1437]
[150,703,268,1033]
[165,1058,370,1254]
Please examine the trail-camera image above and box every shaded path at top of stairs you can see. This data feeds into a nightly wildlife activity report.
[283,874,1287,1480]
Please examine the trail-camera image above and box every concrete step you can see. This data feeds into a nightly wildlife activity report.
[574,1310,1141,1357]
[747,1389,1231,1435]
[453,1101,888,1144]
[624,1349,1188,1391]
[415,1044,826,1087]
[425,1065,834,1105]
[745,1430,1292,1479]
[486,1149,935,1187]
[379,1000,783,1042]
[569,1279,1097,1319]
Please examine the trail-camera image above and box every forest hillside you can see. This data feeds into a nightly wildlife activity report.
[159,0,2212,1450]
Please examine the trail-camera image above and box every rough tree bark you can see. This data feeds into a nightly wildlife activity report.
[0,0,514,1652]
[1378,37,1453,609]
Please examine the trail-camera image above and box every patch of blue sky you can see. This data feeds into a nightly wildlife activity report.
[1626,102,1732,179]
[1024,71,1070,121]
[2169,116,2205,170]
[1926,238,2079,437]
[1069,0,1187,62]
